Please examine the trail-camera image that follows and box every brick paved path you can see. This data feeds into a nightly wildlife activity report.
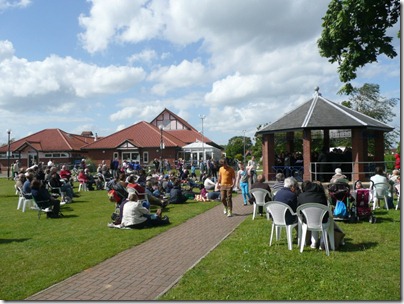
[27,195,251,300]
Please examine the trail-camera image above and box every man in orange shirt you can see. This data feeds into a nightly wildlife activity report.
[218,158,236,217]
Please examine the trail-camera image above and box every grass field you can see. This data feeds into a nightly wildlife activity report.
[0,178,219,300]
[0,177,401,301]
[159,196,401,301]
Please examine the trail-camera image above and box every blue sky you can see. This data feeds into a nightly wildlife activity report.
[0,0,401,146]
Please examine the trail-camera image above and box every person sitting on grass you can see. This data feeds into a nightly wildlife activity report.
[108,193,169,229]
[203,174,216,190]
[195,184,209,202]
[168,178,188,204]
[207,182,221,201]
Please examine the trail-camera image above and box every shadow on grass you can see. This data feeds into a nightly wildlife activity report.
[339,241,378,252]
[59,214,79,218]
[372,217,395,223]
[0,238,30,244]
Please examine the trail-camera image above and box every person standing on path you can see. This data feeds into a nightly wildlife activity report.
[235,162,251,206]
[247,155,257,185]
[218,158,236,217]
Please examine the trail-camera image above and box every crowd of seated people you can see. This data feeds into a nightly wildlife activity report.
[103,164,227,223]
[13,163,78,218]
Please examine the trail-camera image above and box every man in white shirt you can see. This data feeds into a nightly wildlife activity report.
[203,175,216,190]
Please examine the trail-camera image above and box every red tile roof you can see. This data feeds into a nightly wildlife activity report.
[0,129,93,152]
[0,109,222,153]
[82,121,186,149]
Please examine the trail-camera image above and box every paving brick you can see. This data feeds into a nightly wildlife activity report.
[26,195,250,301]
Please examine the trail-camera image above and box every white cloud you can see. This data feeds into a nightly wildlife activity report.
[78,0,167,53]
[127,49,157,65]
[205,72,261,104]
[0,43,146,105]
[148,59,206,95]
[109,102,164,122]
[0,0,31,11]
[116,124,126,132]
[0,40,14,60]
[0,0,399,146]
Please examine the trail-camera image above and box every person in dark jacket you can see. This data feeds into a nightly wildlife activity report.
[31,179,61,218]
[297,180,329,222]
[297,180,344,249]
[273,177,299,225]
[168,178,188,204]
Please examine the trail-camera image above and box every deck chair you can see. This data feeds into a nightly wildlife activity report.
[264,201,299,250]
[296,203,335,256]
[250,188,272,220]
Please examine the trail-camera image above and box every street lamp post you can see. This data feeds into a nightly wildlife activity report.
[6,129,11,180]
[243,129,246,163]
[199,114,206,165]
[159,125,164,174]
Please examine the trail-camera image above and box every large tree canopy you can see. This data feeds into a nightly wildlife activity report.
[342,83,399,149]
[225,136,252,160]
[318,0,400,94]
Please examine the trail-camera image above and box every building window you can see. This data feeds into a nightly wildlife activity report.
[122,152,139,162]
[44,152,69,158]
[143,152,149,163]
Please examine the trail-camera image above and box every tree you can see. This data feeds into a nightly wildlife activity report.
[341,83,399,149]
[251,124,268,160]
[318,0,400,94]
[225,136,252,160]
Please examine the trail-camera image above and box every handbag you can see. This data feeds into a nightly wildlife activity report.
[333,200,348,217]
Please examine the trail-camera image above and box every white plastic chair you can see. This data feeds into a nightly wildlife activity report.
[31,197,53,219]
[372,182,391,210]
[264,201,299,250]
[250,188,272,220]
[100,174,108,190]
[47,181,68,202]
[296,203,335,256]
[17,187,35,212]
[395,184,400,210]
[78,180,88,192]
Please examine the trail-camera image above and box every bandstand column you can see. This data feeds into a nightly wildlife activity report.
[351,128,367,181]
[302,129,312,181]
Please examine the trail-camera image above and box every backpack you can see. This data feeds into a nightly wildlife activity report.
[333,200,348,218]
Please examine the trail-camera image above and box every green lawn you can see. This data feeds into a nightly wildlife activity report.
[160,198,401,301]
[0,178,401,301]
[0,178,219,300]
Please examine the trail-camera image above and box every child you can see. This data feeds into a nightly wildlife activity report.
[195,184,209,202]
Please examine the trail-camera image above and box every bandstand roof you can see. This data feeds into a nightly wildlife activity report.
[256,93,394,135]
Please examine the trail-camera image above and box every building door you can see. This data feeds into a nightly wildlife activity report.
[28,153,38,167]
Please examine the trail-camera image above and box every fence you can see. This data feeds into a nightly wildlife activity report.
[271,161,396,182]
